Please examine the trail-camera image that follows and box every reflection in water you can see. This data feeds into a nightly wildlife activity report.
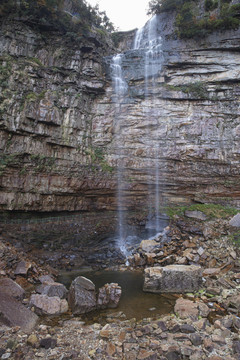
[58,270,175,321]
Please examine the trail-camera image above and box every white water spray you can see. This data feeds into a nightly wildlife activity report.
[134,16,164,234]
[110,54,129,257]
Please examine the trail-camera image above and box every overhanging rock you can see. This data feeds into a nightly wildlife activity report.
[143,265,202,293]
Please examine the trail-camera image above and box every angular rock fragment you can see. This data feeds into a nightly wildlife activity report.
[185,210,207,221]
[14,261,32,276]
[0,278,25,300]
[36,282,68,299]
[229,213,240,227]
[68,276,96,315]
[29,294,68,315]
[143,265,202,293]
[0,292,38,332]
[140,239,160,253]
[97,283,122,309]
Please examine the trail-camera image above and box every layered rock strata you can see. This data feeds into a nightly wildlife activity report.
[0,7,240,215]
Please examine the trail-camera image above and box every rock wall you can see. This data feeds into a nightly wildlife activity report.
[94,13,240,209]
[0,8,240,215]
[0,16,118,212]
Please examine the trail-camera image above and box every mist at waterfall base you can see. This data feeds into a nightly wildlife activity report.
[110,15,166,259]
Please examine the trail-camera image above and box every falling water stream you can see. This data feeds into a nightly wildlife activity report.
[135,15,164,234]
[110,15,165,256]
[110,54,128,257]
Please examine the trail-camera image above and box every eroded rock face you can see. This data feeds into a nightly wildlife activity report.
[68,276,96,315]
[143,265,202,293]
[0,10,240,214]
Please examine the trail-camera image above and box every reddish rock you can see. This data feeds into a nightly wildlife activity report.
[0,278,25,300]
[0,292,38,332]
[97,283,122,309]
[174,298,199,320]
[203,268,220,276]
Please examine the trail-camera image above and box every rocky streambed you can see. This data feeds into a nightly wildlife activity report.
[0,209,240,359]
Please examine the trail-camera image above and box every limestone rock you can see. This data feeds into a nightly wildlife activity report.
[29,294,68,315]
[68,276,96,315]
[229,213,240,227]
[0,292,38,332]
[0,278,25,300]
[143,265,202,293]
[36,282,68,299]
[185,210,207,221]
[97,283,122,309]
[140,240,160,253]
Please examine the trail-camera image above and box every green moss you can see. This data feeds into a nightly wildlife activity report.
[30,154,55,173]
[27,57,43,66]
[167,82,209,99]
[165,203,238,219]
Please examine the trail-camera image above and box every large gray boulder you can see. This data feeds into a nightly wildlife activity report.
[0,278,25,300]
[97,283,122,309]
[0,292,38,332]
[143,265,202,293]
[68,276,96,315]
[36,282,68,299]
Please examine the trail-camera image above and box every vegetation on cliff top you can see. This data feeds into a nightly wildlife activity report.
[148,0,240,38]
[0,0,115,35]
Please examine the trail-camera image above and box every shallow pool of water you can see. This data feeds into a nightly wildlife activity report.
[58,269,175,321]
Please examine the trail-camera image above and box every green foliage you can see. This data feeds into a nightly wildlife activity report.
[148,0,240,38]
[30,154,55,172]
[85,147,114,173]
[166,203,238,219]
[167,82,209,99]
[0,154,18,175]
[0,0,115,36]
[205,0,218,12]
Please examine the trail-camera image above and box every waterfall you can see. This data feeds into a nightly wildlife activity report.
[110,15,164,257]
[134,15,164,234]
[110,54,128,257]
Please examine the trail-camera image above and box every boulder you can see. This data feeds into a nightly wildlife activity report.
[36,282,68,299]
[68,276,96,315]
[143,265,202,293]
[229,213,240,227]
[29,294,68,315]
[0,292,38,332]
[0,278,25,300]
[185,210,207,221]
[97,283,122,309]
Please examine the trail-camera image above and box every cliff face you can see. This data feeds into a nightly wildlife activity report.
[0,6,240,214]
[0,15,118,212]
[94,13,240,209]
